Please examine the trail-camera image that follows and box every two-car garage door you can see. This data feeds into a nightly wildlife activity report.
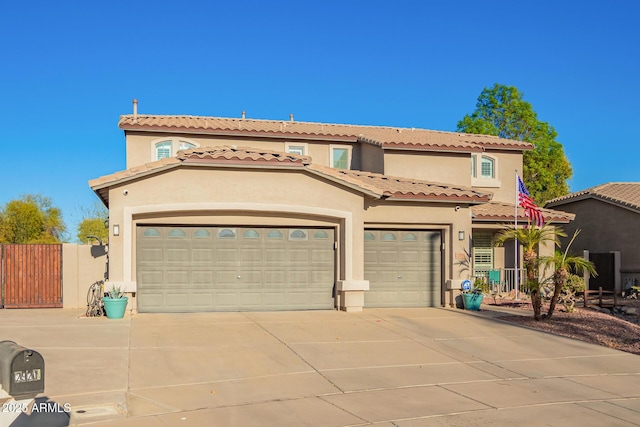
[136,226,335,312]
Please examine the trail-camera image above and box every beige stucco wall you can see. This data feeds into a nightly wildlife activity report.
[364,201,472,293]
[62,244,107,309]
[125,132,359,170]
[383,151,471,186]
[472,150,523,203]
[359,143,384,174]
[106,166,367,295]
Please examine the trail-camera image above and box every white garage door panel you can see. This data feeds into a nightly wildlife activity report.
[364,230,442,308]
[137,226,335,312]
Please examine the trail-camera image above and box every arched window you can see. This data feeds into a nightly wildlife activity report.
[289,229,307,240]
[168,228,186,238]
[178,141,196,151]
[382,232,397,241]
[267,230,283,239]
[155,141,172,160]
[194,229,211,238]
[143,228,161,238]
[480,156,494,178]
[153,138,198,161]
[217,229,237,239]
[314,230,329,239]
[243,229,260,239]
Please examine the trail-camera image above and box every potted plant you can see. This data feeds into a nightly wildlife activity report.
[461,287,484,311]
[103,284,128,319]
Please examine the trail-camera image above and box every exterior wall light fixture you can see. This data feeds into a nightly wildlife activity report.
[458,230,465,241]
[113,224,120,236]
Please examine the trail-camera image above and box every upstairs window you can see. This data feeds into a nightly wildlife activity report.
[331,146,351,169]
[156,141,172,160]
[153,139,198,161]
[480,156,494,178]
[471,154,497,181]
[286,144,307,155]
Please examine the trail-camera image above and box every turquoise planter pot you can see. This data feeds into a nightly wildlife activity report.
[462,293,483,311]
[103,297,128,319]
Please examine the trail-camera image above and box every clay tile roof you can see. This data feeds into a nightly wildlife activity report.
[90,145,492,205]
[119,114,532,152]
[309,165,492,203]
[88,157,180,189]
[471,202,575,223]
[545,183,640,212]
[177,146,311,166]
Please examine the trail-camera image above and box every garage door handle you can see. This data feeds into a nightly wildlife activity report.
[237,275,241,279]
[397,275,403,279]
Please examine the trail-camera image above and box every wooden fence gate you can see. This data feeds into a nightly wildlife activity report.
[1,244,63,308]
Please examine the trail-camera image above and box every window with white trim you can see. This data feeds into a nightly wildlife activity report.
[285,142,308,156]
[471,154,498,180]
[153,138,198,161]
[330,145,351,169]
[480,156,494,178]
[472,232,494,274]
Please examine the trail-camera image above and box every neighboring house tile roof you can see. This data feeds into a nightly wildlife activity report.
[89,146,492,205]
[545,183,640,213]
[472,202,575,224]
[119,114,533,153]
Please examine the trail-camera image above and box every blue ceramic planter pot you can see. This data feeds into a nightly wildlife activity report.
[462,293,483,311]
[103,297,128,319]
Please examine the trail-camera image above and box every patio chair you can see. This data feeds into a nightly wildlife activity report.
[488,269,503,295]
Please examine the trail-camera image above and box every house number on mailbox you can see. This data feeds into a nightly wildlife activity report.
[13,369,42,383]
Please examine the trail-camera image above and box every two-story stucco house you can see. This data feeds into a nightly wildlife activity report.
[89,103,573,313]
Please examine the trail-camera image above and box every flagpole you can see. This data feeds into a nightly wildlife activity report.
[514,171,519,300]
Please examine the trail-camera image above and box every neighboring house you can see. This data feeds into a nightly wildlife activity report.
[89,104,573,313]
[546,183,640,293]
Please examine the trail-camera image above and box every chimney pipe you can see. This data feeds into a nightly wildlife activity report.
[241,110,246,119]
[289,114,294,122]
[133,99,138,119]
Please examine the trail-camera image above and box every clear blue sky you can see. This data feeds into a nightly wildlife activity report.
[1,0,638,241]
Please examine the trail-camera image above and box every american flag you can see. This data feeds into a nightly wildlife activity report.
[517,175,545,227]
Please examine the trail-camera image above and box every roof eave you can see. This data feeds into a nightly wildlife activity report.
[384,195,491,204]
[121,125,358,143]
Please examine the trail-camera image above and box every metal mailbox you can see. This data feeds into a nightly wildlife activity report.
[0,340,45,398]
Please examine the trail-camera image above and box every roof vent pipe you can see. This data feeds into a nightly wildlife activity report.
[290,114,294,122]
[241,110,246,119]
[132,99,138,119]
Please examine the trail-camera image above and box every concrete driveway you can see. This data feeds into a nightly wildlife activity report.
[1,307,639,426]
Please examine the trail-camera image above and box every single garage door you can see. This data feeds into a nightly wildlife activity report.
[136,226,335,312]
[364,230,442,307]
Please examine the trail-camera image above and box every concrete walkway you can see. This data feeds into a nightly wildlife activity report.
[1,307,639,426]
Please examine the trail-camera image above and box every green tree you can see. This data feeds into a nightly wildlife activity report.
[0,194,66,243]
[540,230,597,319]
[457,83,572,204]
[76,202,108,244]
[493,224,565,320]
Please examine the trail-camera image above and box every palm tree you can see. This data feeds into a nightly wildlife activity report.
[493,224,566,320]
[540,230,597,319]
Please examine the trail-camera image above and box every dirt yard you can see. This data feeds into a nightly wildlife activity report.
[488,299,640,356]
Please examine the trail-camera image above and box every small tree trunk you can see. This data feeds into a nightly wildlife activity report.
[531,289,542,321]
[547,268,568,319]
[546,282,562,319]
